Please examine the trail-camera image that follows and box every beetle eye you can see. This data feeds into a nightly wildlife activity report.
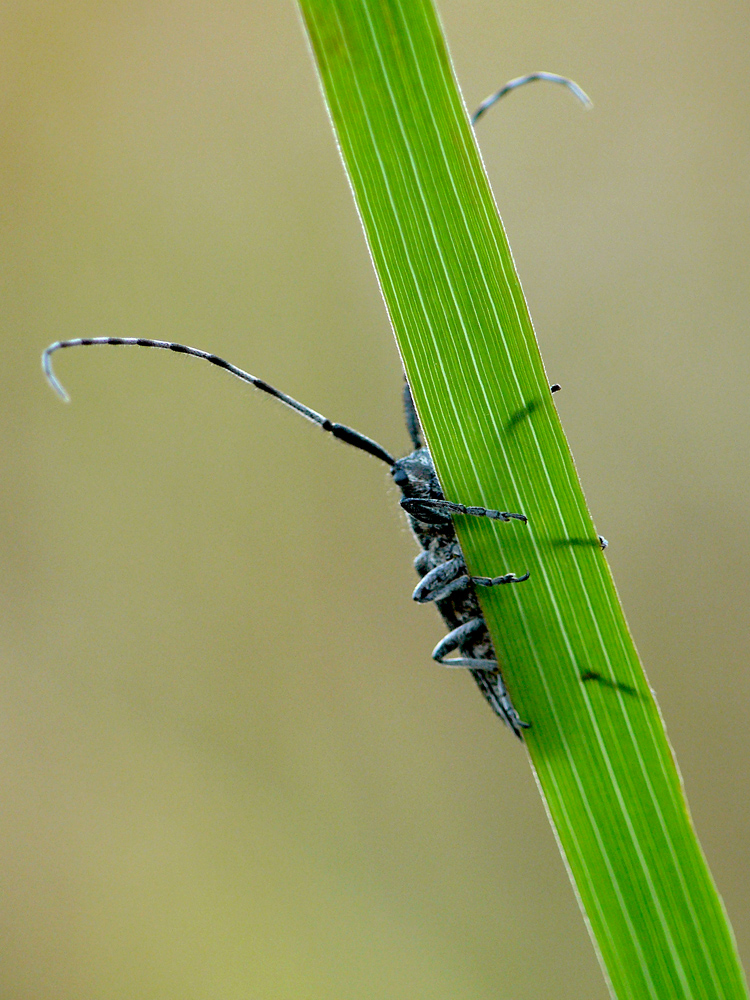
[392,467,408,486]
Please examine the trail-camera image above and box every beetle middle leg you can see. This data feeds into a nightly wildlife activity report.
[414,559,530,603]
[412,557,468,603]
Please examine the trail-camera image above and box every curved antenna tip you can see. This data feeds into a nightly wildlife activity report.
[42,344,71,402]
[472,72,593,126]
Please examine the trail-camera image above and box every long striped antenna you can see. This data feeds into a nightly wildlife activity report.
[42,337,396,467]
[471,72,592,126]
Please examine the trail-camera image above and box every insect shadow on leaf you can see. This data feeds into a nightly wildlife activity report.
[581,672,640,699]
[553,536,609,551]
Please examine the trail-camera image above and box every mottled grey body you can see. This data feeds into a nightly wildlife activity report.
[392,445,528,737]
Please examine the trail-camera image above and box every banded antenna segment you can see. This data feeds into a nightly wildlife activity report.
[471,71,592,125]
[42,337,396,467]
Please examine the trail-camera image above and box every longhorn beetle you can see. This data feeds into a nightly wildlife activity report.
[42,74,593,739]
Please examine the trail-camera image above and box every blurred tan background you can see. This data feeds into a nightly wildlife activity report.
[2,1,749,997]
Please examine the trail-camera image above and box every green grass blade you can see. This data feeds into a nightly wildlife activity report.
[297,1,747,997]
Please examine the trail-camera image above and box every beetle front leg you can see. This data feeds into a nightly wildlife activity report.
[401,498,527,524]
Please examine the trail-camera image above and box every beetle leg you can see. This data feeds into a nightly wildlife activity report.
[413,551,431,576]
[401,498,527,524]
[412,557,467,603]
[400,498,453,524]
[472,571,530,587]
[432,618,491,667]
[431,619,529,736]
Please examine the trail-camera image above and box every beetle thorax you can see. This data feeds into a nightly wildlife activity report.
[390,447,443,500]
[391,447,459,553]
